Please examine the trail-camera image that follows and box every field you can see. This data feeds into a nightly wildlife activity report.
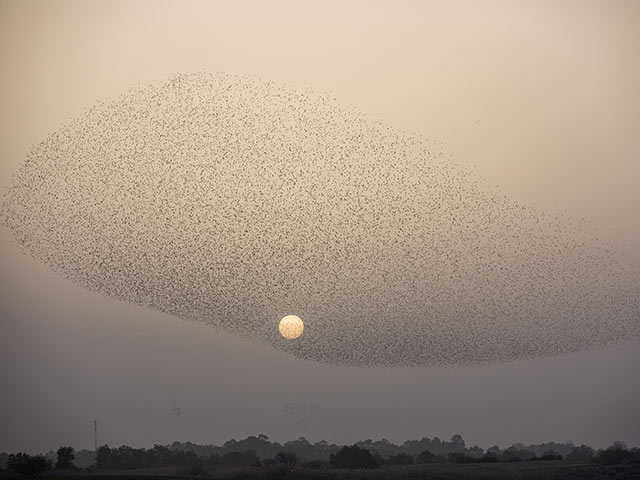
[3,461,638,480]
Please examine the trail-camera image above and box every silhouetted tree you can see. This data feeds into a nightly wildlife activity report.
[203,453,222,468]
[221,450,260,467]
[151,444,174,467]
[95,445,109,469]
[71,449,95,468]
[595,441,634,465]
[300,460,325,470]
[448,452,475,463]
[566,444,595,462]
[450,434,465,449]
[467,445,484,458]
[7,453,52,478]
[537,450,562,461]
[329,445,378,469]
[416,449,436,464]
[486,445,501,456]
[55,446,75,469]
[275,451,298,466]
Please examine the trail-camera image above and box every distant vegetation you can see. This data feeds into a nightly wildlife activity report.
[1,434,638,479]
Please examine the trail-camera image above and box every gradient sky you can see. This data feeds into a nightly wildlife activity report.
[1,0,639,453]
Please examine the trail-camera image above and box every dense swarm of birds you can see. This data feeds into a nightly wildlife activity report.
[1,72,638,367]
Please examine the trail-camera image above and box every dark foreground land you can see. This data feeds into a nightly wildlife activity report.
[3,462,640,480]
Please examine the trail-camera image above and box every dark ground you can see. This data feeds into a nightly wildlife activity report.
[3,461,640,480]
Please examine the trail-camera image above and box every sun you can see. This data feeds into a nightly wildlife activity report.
[279,315,304,339]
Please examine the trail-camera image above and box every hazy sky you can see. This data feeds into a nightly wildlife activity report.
[1,0,639,453]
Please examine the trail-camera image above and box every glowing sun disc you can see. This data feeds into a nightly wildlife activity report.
[279,315,304,339]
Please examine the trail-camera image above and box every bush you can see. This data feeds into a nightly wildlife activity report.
[300,460,325,470]
[221,450,261,468]
[386,453,413,465]
[264,465,291,480]
[275,451,298,466]
[7,453,52,478]
[187,461,209,477]
[448,453,476,463]
[329,445,378,469]
[479,454,499,463]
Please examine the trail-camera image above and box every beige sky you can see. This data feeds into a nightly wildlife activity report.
[1,0,639,254]
[1,0,639,452]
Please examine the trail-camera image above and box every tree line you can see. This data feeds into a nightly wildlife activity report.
[1,435,639,478]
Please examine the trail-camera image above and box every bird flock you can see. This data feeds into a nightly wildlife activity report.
[1,72,638,367]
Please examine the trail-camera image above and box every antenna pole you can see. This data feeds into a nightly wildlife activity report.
[94,419,98,451]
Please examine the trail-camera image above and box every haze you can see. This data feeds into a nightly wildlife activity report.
[1,0,639,453]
